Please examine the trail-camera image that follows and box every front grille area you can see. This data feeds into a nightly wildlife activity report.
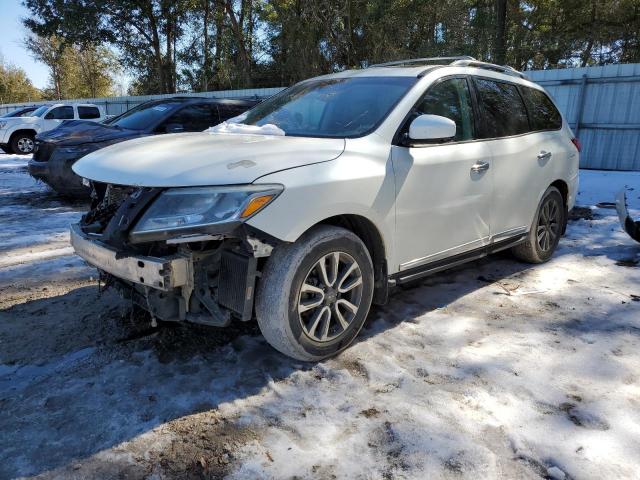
[33,142,56,162]
[81,183,137,234]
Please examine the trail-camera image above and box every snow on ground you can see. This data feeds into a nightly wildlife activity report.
[0,153,639,479]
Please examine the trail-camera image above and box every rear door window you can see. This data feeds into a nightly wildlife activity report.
[474,78,529,138]
[45,106,75,120]
[414,78,475,142]
[78,106,101,119]
[162,104,219,131]
[219,104,250,122]
[521,87,562,131]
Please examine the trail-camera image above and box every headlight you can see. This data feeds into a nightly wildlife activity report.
[56,144,101,156]
[129,185,283,243]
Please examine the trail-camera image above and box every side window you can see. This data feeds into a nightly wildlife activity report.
[45,106,74,120]
[521,87,562,131]
[219,104,249,122]
[163,104,218,132]
[474,79,529,137]
[414,78,475,142]
[78,106,101,119]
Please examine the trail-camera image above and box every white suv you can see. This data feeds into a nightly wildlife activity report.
[0,103,106,154]
[70,57,579,360]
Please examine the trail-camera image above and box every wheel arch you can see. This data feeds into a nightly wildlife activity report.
[314,214,389,305]
[9,129,37,143]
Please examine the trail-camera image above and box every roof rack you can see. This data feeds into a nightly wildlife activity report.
[368,56,476,68]
[450,59,527,79]
[367,56,527,80]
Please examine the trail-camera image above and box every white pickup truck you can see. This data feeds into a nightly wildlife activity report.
[0,103,106,154]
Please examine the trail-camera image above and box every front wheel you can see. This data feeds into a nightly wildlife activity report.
[255,225,374,361]
[511,186,565,263]
[10,132,35,154]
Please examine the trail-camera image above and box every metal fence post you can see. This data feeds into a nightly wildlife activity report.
[574,74,588,136]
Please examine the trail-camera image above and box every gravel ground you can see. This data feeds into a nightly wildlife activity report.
[0,153,639,479]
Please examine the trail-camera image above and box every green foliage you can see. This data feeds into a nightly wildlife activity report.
[21,0,640,96]
[24,35,120,99]
[0,54,41,104]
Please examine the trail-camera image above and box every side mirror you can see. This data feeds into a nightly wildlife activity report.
[408,114,456,141]
[44,112,54,120]
[164,123,184,133]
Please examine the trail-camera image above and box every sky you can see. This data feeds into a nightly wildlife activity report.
[0,0,49,89]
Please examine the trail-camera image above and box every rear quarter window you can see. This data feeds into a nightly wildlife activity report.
[474,78,529,138]
[521,87,562,131]
[78,106,101,119]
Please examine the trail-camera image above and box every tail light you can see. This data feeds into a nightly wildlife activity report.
[571,138,581,152]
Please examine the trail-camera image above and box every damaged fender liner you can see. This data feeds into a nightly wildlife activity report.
[70,224,191,291]
[616,189,640,243]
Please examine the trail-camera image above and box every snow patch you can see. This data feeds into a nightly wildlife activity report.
[206,122,285,136]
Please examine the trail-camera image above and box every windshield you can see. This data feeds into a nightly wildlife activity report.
[1,108,29,118]
[240,76,417,138]
[110,101,181,130]
[30,105,51,117]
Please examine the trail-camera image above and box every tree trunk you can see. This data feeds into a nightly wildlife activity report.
[203,0,211,91]
[580,1,597,67]
[142,4,166,93]
[495,0,507,64]
[214,0,225,89]
[225,0,251,87]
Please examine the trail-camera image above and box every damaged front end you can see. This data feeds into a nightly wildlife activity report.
[71,182,281,326]
[616,189,640,243]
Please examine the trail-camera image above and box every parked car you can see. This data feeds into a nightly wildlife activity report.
[70,57,579,361]
[0,106,38,118]
[28,97,260,197]
[0,107,36,152]
[0,103,106,154]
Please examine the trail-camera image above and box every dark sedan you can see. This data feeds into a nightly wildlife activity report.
[28,97,260,197]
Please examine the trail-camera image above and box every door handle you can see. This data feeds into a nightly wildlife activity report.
[537,151,552,161]
[471,161,490,173]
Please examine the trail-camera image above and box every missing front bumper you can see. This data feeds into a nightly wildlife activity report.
[70,224,191,291]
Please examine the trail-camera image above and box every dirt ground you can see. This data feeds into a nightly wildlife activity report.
[1,155,639,479]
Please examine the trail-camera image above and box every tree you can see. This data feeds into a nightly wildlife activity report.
[0,54,41,104]
[21,0,640,97]
[24,35,118,99]
[24,34,66,99]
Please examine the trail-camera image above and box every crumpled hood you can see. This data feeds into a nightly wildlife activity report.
[37,120,140,145]
[73,132,346,186]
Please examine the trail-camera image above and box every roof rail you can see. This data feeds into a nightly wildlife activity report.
[368,56,476,68]
[450,59,527,79]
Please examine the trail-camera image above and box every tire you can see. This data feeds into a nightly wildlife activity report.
[10,132,35,155]
[511,186,565,264]
[255,225,374,361]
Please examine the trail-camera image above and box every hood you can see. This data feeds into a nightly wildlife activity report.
[73,132,346,187]
[1,116,39,126]
[36,120,140,145]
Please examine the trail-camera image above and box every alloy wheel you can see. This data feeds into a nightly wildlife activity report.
[17,137,34,154]
[536,196,561,252]
[297,251,364,343]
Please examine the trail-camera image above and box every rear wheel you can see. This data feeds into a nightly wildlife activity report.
[512,186,564,263]
[255,225,374,361]
[10,132,35,154]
